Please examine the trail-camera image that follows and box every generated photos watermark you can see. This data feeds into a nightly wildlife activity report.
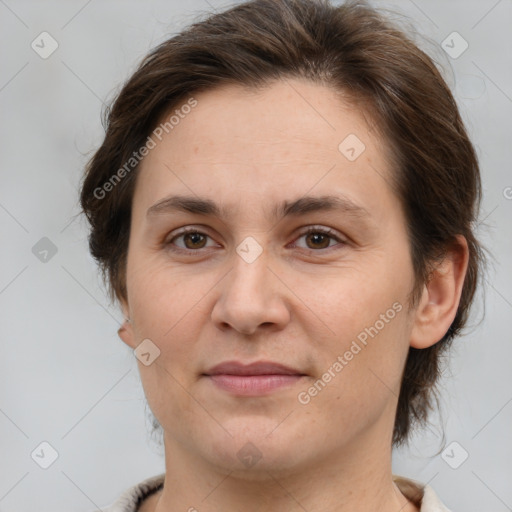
[93,97,198,200]
[297,301,403,405]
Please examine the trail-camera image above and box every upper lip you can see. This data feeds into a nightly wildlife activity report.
[204,361,305,376]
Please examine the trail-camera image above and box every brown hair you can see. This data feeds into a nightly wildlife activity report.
[80,0,484,447]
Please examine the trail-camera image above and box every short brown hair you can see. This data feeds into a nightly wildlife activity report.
[80,0,484,447]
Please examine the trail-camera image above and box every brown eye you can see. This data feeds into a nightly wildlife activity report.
[292,226,345,252]
[167,229,217,251]
[183,232,207,249]
[305,232,331,249]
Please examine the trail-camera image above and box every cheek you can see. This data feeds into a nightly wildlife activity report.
[296,302,409,439]
[126,259,218,383]
[128,258,204,330]
[127,263,209,423]
[297,261,406,338]
[296,254,412,389]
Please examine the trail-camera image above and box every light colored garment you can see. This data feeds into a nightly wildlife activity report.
[393,475,452,512]
[95,473,452,511]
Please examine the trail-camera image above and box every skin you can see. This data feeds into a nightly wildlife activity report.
[117,78,469,512]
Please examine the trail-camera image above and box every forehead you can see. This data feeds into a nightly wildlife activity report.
[164,79,380,155]
[133,78,396,217]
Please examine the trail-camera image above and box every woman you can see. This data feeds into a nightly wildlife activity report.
[80,0,483,510]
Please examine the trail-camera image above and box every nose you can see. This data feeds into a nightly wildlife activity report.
[211,249,291,335]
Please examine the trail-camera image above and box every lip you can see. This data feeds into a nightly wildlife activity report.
[203,361,306,396]
[204,360,304,376]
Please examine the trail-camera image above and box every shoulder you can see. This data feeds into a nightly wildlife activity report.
[393,474,453,512]
[91,473,165,512]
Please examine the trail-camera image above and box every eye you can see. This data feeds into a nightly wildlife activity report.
[292,226,345,251]
[167,228,218,251]
[165,225,345,254]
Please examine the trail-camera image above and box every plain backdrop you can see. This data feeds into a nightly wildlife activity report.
[0,0,511,511]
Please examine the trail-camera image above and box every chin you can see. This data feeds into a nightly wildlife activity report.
[197,419,313,477]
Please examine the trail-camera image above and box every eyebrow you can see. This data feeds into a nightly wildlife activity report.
[146,194,371,222]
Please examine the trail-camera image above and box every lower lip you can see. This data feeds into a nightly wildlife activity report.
[206,374,304,395]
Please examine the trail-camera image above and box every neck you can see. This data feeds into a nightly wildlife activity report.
[152,425,419,512]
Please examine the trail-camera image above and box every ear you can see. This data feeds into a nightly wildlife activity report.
[410,235,469,349]
[117,298,137,349]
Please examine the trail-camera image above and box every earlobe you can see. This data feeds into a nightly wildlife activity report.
[410,236,469,349]
[118,299,136,348]
[118,318,136,348]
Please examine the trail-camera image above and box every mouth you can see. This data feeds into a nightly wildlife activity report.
[203,360,307,396]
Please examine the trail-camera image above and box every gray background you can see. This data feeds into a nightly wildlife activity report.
[0,0,511,511]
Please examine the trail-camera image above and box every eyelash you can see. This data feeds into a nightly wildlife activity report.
[165,226,346,254]
[291,226,345,251]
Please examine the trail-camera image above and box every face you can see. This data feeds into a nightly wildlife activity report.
[119,78,418,475]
